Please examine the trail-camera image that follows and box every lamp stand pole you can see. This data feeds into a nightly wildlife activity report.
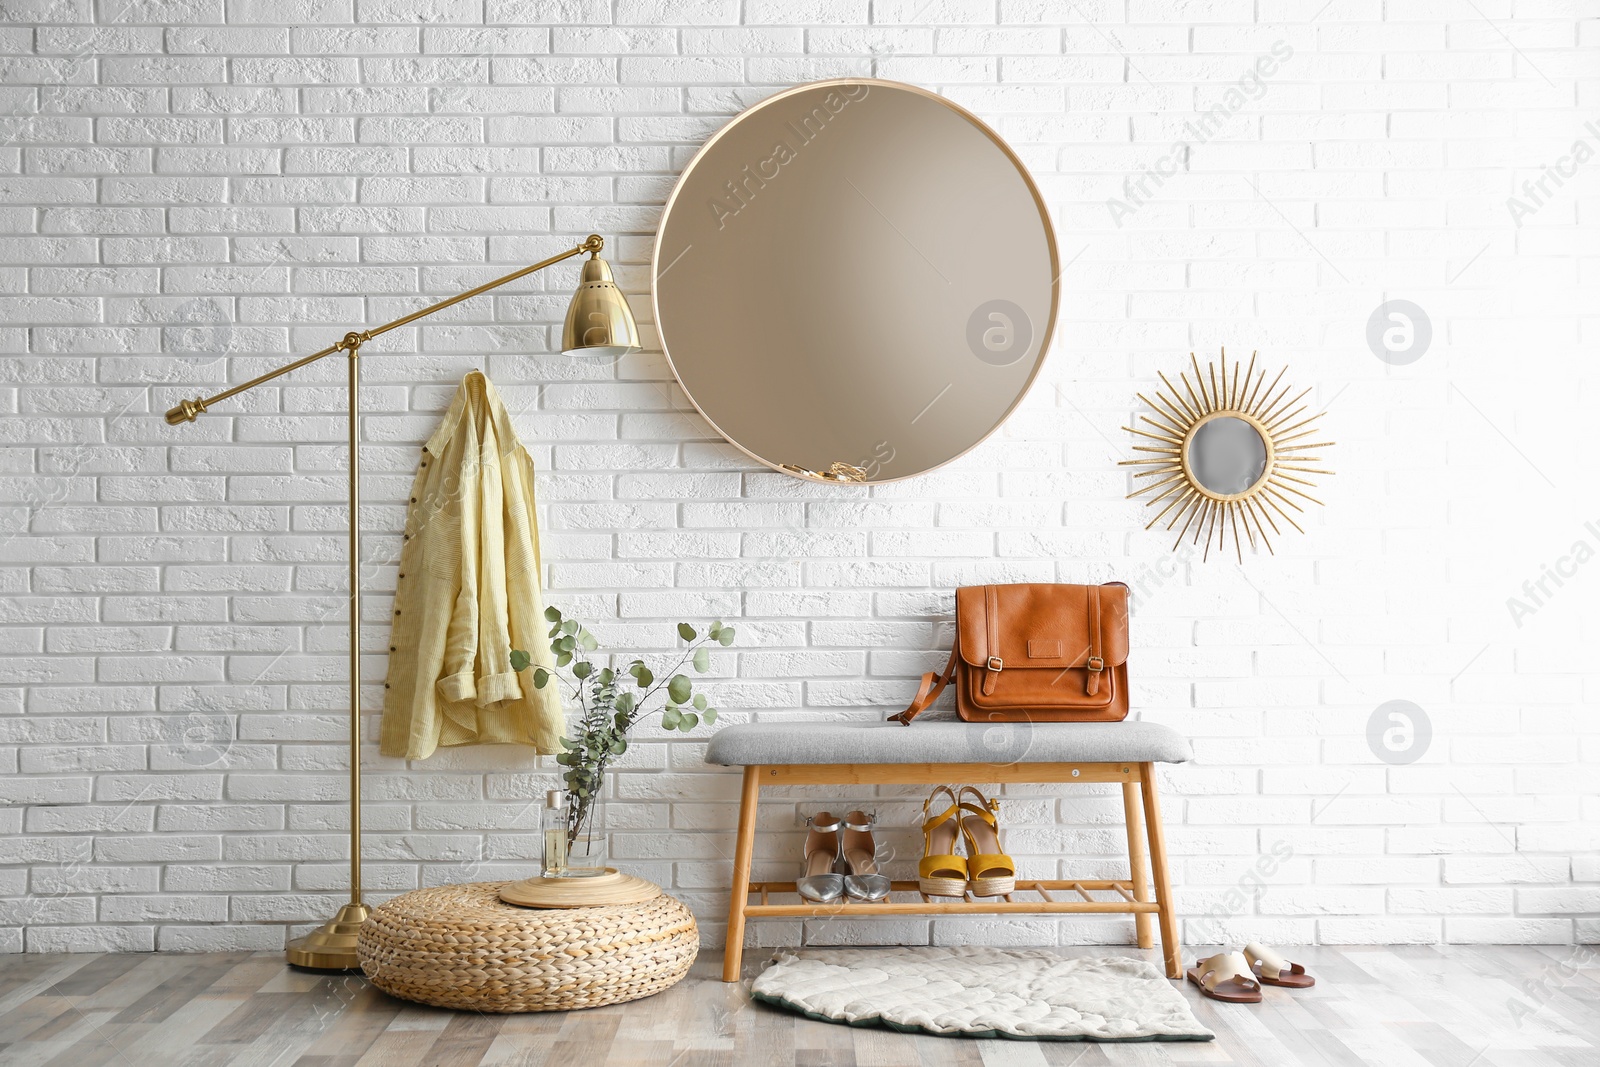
[284,337,370,970]
[164,237,609,972]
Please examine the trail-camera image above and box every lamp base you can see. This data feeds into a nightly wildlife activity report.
[285,902,370,971]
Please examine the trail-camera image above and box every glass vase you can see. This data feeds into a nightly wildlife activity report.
[542,788,608,878]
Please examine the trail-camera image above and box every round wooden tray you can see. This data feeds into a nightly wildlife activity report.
[497,868,662,908]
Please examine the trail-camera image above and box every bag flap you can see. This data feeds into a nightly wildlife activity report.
[956,583,1129,669]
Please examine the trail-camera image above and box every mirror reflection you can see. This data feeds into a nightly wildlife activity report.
[1187,415,1268,496]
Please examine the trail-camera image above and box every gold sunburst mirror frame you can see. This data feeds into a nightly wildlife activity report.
[1122,350,1334,561]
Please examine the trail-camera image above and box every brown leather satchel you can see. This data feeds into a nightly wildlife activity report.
[891,582,1130,725]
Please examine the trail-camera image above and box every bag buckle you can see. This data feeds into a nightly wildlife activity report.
[1087,656,1105,672]
[986,656,1004,672]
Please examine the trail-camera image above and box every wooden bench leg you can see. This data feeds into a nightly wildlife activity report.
[1139,762,1182,979]
[1120,778,1155,950]
[722,765,761,983]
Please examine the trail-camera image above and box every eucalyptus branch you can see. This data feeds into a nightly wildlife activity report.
[510,608,735,842]
[631,638,705,720]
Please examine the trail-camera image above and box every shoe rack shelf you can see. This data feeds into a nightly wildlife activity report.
[721,761,1182,982]
[741,879,1160,917]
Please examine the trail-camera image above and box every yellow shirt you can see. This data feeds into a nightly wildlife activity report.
[380,371,563,759]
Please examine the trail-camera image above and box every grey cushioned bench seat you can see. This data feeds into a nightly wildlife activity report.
[705,720,1192,767]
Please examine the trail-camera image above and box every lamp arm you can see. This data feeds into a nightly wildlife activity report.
[163,234,603,425]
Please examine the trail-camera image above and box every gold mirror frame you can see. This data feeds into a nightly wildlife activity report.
[651,78,1060,484]
[1122,350,1334,561]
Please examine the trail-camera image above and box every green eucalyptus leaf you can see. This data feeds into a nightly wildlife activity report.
[513,615,728,775]
[667,674,691,704]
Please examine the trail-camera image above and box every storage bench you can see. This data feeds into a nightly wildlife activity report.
[704,719,1192,982]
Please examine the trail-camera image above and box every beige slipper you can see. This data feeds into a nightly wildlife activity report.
[1186,951,1263,1003]
[1244,941,1315,988]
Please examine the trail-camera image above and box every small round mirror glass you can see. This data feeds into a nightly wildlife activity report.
[1186,415,1268,496]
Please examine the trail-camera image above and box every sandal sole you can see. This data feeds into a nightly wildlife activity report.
[1254,971,1315,988]
[1186,967,1263,1003]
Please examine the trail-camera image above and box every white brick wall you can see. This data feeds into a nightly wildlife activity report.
[1,1,1596,954]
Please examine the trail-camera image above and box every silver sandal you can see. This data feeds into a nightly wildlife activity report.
[841,810,891,902]
[797,811,845,903]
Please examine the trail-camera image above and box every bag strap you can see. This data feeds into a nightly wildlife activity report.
[889,645,959,726]
[982,585,1002,696]
[1086,584,1104,697]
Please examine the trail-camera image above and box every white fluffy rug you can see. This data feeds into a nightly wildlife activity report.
[751,947,1214,1042]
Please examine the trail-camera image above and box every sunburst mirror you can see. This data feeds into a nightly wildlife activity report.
[1122,351,1333,561]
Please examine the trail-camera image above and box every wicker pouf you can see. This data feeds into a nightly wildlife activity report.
[357,881,698,1013]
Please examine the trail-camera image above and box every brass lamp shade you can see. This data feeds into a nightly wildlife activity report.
[562,252,640,358]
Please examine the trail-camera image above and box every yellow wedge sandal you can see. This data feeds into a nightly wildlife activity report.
[918,786,968,897]
[957,786,1017,897]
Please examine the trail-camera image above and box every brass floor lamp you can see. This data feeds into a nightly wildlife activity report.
[164,235,640,970]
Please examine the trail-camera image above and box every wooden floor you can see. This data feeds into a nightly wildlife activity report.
[0,944,1596,1066]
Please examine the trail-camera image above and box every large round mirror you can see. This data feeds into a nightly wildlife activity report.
[653,79,1059,483]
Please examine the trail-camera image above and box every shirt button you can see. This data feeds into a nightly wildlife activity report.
[410,497,416,503]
